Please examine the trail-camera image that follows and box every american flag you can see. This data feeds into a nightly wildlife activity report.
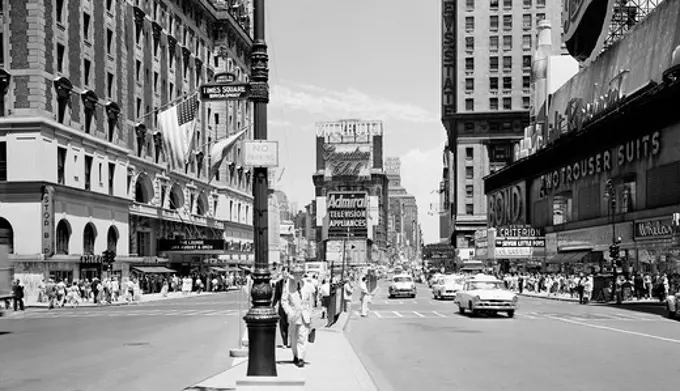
[158,94,200,170]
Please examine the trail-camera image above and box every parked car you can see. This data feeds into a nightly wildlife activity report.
[666,292,680,319]
[432,275,465,300]
[454,274,518,318]
[389,275,417,299]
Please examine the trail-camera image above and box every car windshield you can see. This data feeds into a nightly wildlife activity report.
[468,281,504,290]
[394,277,412,283]
[445,277,464,285]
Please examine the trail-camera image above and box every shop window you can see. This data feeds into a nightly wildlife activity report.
[50,270,73,284]
[615,178,637,214]
[56,219,71,255]
[553,192,573,225]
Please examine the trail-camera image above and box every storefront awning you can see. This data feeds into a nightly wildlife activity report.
[133,266,177,274]
[550,251,591,264]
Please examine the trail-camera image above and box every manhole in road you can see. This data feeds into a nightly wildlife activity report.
[124,342,151,347]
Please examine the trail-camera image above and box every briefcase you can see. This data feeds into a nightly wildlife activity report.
[308,328,316,343]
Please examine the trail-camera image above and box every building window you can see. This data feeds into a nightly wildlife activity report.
[490,98,499,110]
[466,147,474,160]
[490,16,499,31]
[465,36,474,51]
[466,204,474,215]
[503,76,512,89]
[465,57,474,71]
[503,15,512,30]
[490,56,499,72]
[107,73,114,98]
[523,35,532,50]
[490,77,499,90]
[106,0,113,12]
[137,231,151,256]
[537,13,546,23]
[523,75,531,88]
[490,0,499,10]
[83,59,91,86]
[537,0,546,7]
[83,223,96,255]
[523,97,530,109]
[503,0,512,8]
[523,14,532,30]
[503,56,512,71]
[465,99,474,111]
[57,147,66,184]
[56,219,70,255]
[108,162,115,196]
[465,17,474,32]
[466,185,474,197]
[523,0,532,8]
[135,60,141,81]
[465,167,474,179]
[56,0,64,23]
[490,36,499,51]
[465,78,474,92]
[503,97,512,109]
[503,36,512,51]
[0,141,5,181]
[523,55,532,69]
[466,0,474,10]
[83,13,91,40]
[84,155,93,191]
[57,44,65,73]
[107,29,113,54]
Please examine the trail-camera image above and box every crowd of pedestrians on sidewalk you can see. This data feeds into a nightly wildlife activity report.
[496,271,678,304]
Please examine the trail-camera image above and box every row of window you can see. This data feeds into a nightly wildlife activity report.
[465,73,531,92]
[464,55,532,74]
[465,0,546,11]
[464,13,546,32]
[464,96,530,111]
[465,35,536,53]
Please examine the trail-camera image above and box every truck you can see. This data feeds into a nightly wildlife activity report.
[0,244,14,316]
[304,261,328,280]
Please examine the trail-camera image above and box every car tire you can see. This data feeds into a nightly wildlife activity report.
[458,303,465,314]
[507,310,515,318]
[468,301,477,317]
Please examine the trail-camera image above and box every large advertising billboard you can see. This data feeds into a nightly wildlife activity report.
[322,143,372,178]
[326,192,368,239]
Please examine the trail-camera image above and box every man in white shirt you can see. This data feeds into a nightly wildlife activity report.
[282,265,314,368]
[359,276,370,317]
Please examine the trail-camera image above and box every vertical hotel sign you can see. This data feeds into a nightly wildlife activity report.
[42,186,55,257]
[441,0,456,118]
[326,192,368,239]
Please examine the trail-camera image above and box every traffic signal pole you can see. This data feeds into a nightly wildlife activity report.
[606,180,621,304]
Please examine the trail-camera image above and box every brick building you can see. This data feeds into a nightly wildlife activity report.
[0,0,255,293]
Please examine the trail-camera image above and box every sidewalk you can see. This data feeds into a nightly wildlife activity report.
[184,302,377,391]
[24,290,228,309]
[520,291,664,306]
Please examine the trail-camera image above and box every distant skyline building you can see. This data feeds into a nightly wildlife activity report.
[385,157,420,262]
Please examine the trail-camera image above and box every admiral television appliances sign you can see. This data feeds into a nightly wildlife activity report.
[327,192,368,238]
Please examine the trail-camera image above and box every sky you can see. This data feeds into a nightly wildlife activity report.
[264,0,446,245]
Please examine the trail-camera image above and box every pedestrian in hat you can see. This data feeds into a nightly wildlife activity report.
[282,264,314,367]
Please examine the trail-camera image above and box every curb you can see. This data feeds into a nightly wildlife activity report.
[519,293,579,302]
[24,292,223,309]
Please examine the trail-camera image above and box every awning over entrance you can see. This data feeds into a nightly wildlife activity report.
[550,251,591,264]
[133,266,177,274]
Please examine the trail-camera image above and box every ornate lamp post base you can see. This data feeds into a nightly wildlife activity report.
[244,268,279,376]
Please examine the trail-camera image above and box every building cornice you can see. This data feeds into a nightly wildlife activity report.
[0,181,132,208]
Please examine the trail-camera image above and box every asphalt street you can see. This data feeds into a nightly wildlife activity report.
[0,291,251,391]
[347,280,680,391]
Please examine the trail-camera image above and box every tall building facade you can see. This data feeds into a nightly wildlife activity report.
[440,0,563,257]
[313,119,389,266]
[0,0,256,291]
[385,157,420,262]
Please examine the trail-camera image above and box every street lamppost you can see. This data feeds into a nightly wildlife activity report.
[605,179,622,304]
[243,0,278,377]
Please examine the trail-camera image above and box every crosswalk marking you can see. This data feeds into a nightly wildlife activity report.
[356,310,662,322]
[393,311,403,318]
[413,311,425,318]
[432,311,446,318]
[374,311,383,318]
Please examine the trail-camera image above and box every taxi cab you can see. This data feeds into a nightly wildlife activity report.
[454,274,518,318]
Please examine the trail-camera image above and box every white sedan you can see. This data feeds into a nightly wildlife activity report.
[454,275,518,318]
[432,275,465,300]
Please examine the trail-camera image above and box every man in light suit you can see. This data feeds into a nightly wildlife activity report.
[282,265,314,368]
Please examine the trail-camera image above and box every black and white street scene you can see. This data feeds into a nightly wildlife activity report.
[2,0,680,390]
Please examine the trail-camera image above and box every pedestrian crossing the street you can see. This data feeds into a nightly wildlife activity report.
[354,310,662,321]
[3,308,242,320]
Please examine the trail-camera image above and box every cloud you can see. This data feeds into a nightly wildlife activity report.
[400,144,446,245]
[270,83,437,124]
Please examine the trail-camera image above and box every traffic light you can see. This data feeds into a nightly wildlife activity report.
[609,244,620,260]
[102,250,116,264]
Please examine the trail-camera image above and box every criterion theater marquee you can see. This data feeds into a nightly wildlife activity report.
[326,192,368,238]
[541,131,661,196]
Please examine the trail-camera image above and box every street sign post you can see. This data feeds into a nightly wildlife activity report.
[243,140,279,167]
